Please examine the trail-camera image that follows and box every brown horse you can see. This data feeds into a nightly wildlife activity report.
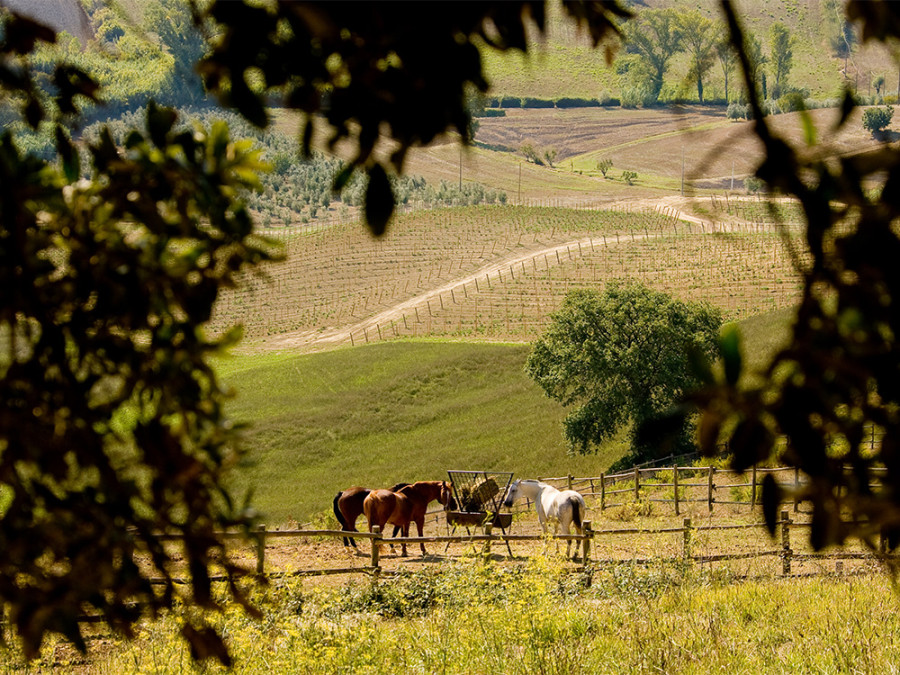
[333,483,408,549]
[363,480,454,557]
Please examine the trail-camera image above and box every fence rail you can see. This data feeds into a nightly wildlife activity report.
[536,462,888,516]
[189,508,895,582]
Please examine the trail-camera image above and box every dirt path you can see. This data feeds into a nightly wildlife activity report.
[248,195,756,354]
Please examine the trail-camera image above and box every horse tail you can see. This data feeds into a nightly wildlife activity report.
[333,491,347,529]
[333,491,355,547]
[569,495,583,530]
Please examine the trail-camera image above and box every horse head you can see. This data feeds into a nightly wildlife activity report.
[502,479,521,508]
[440,481,457,510]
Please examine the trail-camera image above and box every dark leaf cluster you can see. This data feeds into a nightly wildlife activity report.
[0,9,279,659]
[691,0,900,554]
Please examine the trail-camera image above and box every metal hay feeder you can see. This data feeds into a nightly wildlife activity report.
[446,470,514,555]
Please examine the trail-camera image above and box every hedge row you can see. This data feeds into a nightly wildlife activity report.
[487,95,621,109]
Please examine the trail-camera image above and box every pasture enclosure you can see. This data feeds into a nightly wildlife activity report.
[190,460,894,582]
[211,203,805,351]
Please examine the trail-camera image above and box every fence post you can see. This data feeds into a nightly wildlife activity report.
[371,525,382,572]
[781,510,792,576]
[794,467,800,512]
[255,524,266,576]
[751,466,757,510]
[582,520,592,569]
[600,473,606,511]
[682,517,692,563]
[707,466,715,512]
[634,466,640,502]
[483,523,493,559]
[673,464,680,516]
[567,474,573,491]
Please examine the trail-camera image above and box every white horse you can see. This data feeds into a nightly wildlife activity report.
[503,479,586,560]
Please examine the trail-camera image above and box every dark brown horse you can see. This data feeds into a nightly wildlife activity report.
[363,480,454,557]
[333,483,408,548]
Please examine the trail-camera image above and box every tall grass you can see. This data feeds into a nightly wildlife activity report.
[29,558,900,674]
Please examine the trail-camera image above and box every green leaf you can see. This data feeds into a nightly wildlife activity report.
[146,101,177,148]
[363,163,395,237]
[718,322,742,386]
[54,125,79,183]
[799,109,817,147]
[761,473,782,535]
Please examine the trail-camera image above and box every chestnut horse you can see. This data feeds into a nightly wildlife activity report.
[363,480,454,557]
[333,482,408,549]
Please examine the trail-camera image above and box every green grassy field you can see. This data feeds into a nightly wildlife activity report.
[219,341,624,524]
[35,557,900,674]
[218,307,793,525]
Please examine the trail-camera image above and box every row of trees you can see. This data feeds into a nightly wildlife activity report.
[619,8,795,106]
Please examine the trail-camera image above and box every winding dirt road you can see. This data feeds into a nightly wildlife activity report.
[249,195,763,354]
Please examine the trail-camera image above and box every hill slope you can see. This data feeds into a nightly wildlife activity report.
[219,341,626,524]
[220,306,794,525]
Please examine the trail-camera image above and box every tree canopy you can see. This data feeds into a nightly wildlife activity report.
[525,284,722,464]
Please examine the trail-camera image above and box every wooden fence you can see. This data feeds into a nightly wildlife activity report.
[143,461,894,585]
[537,462,889,516]
[217,508,891,582]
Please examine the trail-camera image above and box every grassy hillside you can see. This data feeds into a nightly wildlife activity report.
[219,305,793,525]
[218,341,627,524]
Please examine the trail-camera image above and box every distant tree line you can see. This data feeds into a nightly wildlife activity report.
[618,7,796,107]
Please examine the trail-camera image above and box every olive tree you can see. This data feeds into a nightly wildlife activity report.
[525,284,722,466]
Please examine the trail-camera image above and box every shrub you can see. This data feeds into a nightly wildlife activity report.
[597,158,613,178]
[499,96,522,108]
[543,148,558,167]
[521,97,555,108]
[480,108,506,117]
[556,97,600,108]
[521,143,543,165]
[622,170,637,185]
[621,87,656,109]
[862,105,894,138]
[777,93,805,113]
[745,176,764,193]
[726,102,751,120]
[596,91,619,106]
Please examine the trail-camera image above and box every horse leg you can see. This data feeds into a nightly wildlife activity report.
[415,518,426,557]
[401,523,409,557]
[570,521,583,561]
